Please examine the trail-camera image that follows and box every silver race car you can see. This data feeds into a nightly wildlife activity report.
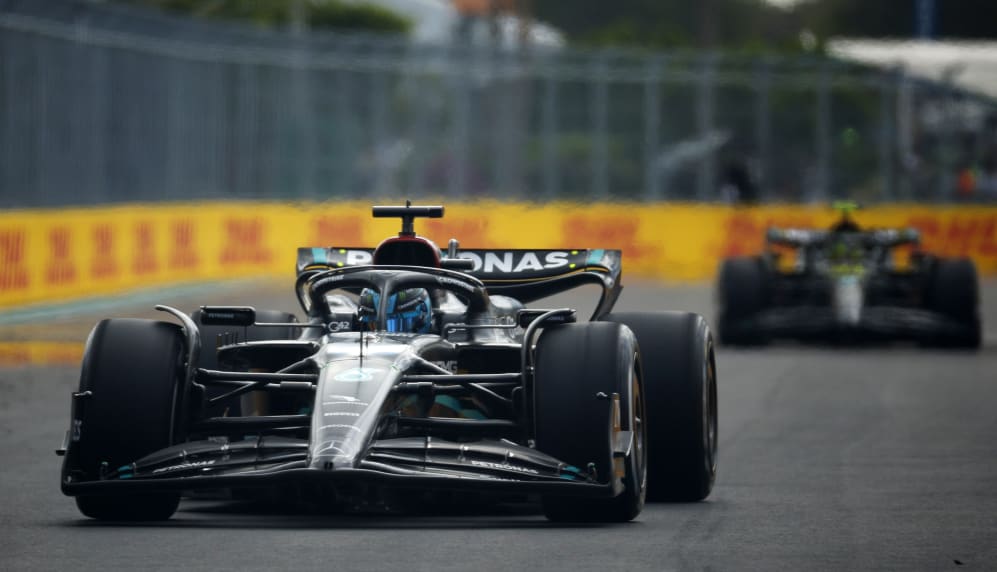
[59,203,718,522]
[717,205,980,347]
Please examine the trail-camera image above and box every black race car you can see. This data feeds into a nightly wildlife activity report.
[59,204,718,522]
[717,207,981,347]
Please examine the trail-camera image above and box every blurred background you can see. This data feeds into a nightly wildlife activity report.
[3,0,997,208]
[2,0,997,315]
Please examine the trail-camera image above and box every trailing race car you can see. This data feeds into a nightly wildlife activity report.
[716,204,981,348]
[59,203,718,522]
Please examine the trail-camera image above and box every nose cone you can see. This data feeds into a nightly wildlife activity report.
[834,276,864,326]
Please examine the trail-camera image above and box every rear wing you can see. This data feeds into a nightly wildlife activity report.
[297,247,623,319]
[766,228,919,249]
[766,228,828,248]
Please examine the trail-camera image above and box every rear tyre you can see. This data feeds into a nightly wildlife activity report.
[65,319,186,521]
[534,322,646,522]
[716,257,767,346]
[603,312,717,502]
[927,258,981,349]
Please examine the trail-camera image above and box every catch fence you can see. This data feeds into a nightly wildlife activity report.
[2,1,995,207]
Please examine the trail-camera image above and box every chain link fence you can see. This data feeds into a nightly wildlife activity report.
[3,1,997,208]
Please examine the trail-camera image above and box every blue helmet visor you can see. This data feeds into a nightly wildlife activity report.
[385,315,422,333]
[362,290,431,333]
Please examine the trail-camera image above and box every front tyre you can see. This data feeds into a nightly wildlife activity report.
[76,494,180,522]
[603,312,717,502]
[63,319,186,521]
[927,258,981,349]
[534,322,647,522]
[716,257,767,346]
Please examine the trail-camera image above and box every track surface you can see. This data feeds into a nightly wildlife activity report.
[2,280,996,571]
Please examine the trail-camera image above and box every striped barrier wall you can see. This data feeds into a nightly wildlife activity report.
[1,201,996,310]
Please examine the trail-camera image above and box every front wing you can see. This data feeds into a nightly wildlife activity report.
[61,435,619,498]
[725,305,975,342]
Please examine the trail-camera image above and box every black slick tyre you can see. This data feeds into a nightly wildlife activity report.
[65,319,186,521]
[603,312,717,502]
[716,257,767,345]
[927,258,981,349]
[534,322,647,522]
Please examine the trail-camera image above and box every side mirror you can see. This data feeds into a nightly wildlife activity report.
[198,306,256,326]
[441,238,475,270]
[441,258,475,271]
[516,309,577,328]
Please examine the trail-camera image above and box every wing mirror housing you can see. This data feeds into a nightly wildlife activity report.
[198,306,257,326]
[441,238,475,271]
[441,258,475,271]
[516,309,577,328]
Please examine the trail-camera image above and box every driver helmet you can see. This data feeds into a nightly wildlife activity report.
[358,288,432,333]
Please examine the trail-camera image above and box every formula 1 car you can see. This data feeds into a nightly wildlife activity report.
[716,205,981,347]
[59,204,718,522]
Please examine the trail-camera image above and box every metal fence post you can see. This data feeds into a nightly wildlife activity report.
[643,56,662,200]
[233,61,257,198]
[449,48,471,199]
[753,57,771,201]
[493,49,519,199]
[541,55,559,200]
[332,68,353,197]
[210,59,226,200]
[878,69,896,202]
[370,69,390,198]
[814,62,831,202]
[404,45,430,199]
[288,41,315,198]
[935,79,957,201]
[591,52,609,200]
[164,57,182,203]
[696,53,717,201]
[0,31,11,207]
[90,43,109,204]
[895,68,913,200]
[2,31,30,206]
[33,33,50,204]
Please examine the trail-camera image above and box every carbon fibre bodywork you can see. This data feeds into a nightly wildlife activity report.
[718,226,980,345]
[60,245,633,506]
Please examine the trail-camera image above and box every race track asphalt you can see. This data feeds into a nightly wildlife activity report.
[2,279,996,571]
